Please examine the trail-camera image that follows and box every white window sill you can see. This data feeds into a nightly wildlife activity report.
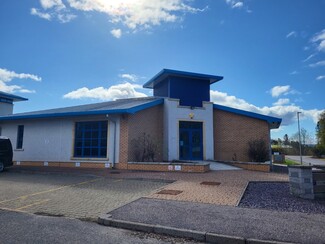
[70,157,109,161]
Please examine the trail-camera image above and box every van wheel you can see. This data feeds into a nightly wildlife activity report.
[0,162,4,172]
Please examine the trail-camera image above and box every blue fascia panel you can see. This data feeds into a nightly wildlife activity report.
[0,92,28,102]
[0,98,13,104]
[0,99,164,121]
[143,69,223,88]
[213,104,282,128]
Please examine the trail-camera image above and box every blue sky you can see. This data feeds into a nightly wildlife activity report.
[0,0,324,142]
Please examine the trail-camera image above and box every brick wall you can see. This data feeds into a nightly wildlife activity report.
[128,104,164,162]
[118,105,164,167]
[127,163,209,173]
[14,161,109,168]
[231,162,270,172]
[213,109,270,162]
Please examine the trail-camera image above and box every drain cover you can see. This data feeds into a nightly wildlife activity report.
[200,181,221,186]
[157,190,183,195]
[110,171,120,174]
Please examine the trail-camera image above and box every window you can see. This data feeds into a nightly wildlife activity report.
[74,121,108,158]
[16,125,24,149]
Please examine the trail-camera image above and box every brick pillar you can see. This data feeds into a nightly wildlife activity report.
[117,115,129,170]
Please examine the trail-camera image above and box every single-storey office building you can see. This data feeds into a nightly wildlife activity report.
[0,69,281,172]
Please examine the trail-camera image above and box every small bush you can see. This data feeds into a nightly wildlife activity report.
[132,133,158,162]
[247,139,269,162]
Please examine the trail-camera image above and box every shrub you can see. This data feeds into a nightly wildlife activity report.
[247,139,269,162]
[131,133,158,162]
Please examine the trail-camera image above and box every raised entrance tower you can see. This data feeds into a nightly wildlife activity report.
[143,69,223,161]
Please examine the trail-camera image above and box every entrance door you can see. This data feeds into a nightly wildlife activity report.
[179,121,203,160]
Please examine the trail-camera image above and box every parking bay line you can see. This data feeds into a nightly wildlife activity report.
[0,178,102,205]
[15,199,50,211]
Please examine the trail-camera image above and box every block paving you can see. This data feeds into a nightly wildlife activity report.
[108,170,288,206]
[0,167,288,220]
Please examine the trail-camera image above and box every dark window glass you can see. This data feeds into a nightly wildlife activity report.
[16,125,24,149]
[73,121,108,158]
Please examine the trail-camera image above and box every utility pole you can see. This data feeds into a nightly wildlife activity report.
[297,112,303,165]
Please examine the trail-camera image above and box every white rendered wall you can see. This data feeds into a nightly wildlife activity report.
[163,98,214,161]
[0,116,119,164]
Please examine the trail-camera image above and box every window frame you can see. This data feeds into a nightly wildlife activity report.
[16,125,24,149]
[73,121,108,159]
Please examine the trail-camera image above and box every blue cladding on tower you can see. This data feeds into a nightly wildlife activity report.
[144,69,223,107]
[169,77,210,107]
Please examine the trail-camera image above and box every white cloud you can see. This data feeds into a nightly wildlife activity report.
[270,85,290,97]
[302,53,315,62]
[18,89,36,94]
[30,8,52,20]
[232,2,243,8]
[289,71,298,75]
[286,31,297,38]
[311,29,325,52]
[210,90,323,126]
[273,98,290,106]
[32,0,204,31]
[309,60,325,68]
[226,0,244,9]
[57,12,77,23]
[63,82,147,100]
[316,75,325,80]
[0,68,41,82]
[119,73,138,82]
[0,68,41,94]
[40,0,65,10]
[31,0,76,23]
[111,29,122,38]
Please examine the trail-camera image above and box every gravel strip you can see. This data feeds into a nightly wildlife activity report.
[239,182,325,214]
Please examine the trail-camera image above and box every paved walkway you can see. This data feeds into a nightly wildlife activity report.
[114,170,288,206]
[102,198,325,243]
[209,161,241,171]
[286,155,325,166]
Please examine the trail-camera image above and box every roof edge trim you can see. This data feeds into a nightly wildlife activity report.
[143,69,223,89]
[0,98,164,121]
[0,92,28,102]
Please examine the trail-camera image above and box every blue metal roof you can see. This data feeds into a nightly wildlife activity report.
[0,97,163,121]
[143,69,223,89]
[0,91,28,102]
[213,104,282,129]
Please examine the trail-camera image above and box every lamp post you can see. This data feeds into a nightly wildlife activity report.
[297,112,303,165]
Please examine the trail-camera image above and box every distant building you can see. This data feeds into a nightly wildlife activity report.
[0,69,281,171]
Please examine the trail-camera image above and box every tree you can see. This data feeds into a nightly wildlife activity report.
[290,128,315,155]
[283,134,289,146]
[316,111,325,146]
[313,111,325,158]
[291,128,312,145]
[271,139,278,145]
